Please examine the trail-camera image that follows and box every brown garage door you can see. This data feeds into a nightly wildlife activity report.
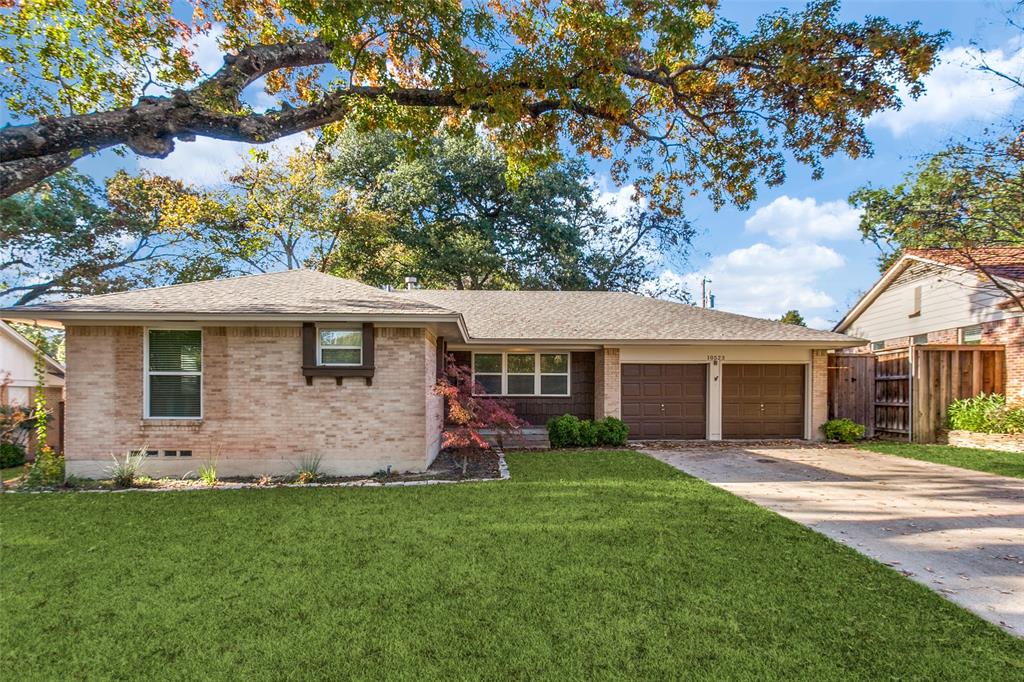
[722,364,805,439]
[621,364,707,439]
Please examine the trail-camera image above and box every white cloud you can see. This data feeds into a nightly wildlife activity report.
[189,25,228,76]
[137,135,306,186]
[805,315,834,330]
[242,76,278,113]
[871,44,1024,136]
[678,243,844,324]
[595,180,646,220]
[744,195,861,243]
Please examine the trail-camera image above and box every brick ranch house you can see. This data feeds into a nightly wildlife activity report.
[1,270,861,478]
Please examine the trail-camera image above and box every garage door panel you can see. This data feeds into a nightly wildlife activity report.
[622,364,707,440]
[722,364,805,439]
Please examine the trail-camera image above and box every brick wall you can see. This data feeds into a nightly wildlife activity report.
[810,350,829,440]
[946,429,1024,453]
[979,317,1024,401]
[64,325,440,478]
[594,347,621,419]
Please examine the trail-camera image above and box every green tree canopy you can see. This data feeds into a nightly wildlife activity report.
[0,169,193,305]
[1,1,944,213]
[850,135,1024,272]
[326,127,693,293]
[164,129,693,296]
[778,310,807,326]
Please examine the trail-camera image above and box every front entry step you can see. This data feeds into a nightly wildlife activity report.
[473,427,550,450]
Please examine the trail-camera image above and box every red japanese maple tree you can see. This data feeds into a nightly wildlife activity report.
[433,355,525,474]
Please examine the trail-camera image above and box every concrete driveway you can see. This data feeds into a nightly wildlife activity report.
[641,444,1024,635]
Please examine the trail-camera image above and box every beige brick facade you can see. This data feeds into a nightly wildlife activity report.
[809,349,829,440]
[594,347,621,419]
[64,325,441,478]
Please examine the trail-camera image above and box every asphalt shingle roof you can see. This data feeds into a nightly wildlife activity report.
[908,247,1024,283]
[3,270,861,345]
[5,270,454,317]
[402,289,859,344]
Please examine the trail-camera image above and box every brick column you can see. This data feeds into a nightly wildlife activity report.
[594,347,621,419]
[809,349,829,440]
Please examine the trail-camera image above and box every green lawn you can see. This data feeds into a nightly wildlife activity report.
[1,465,25,482]
[2,451,1020,680]
[858,442,1024,479]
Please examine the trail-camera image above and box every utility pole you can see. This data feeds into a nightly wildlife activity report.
[701,277,712,308]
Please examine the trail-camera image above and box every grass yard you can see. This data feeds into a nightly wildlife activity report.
[2,451,1021,680]
[1,465,25,482]
[858,442,1024,479]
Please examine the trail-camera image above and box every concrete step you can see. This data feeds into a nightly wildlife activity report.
[472,428,550,450]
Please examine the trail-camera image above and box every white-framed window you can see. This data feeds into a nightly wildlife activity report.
[472,353,503,395]
[318,327,362,366]
[470,352,571,397]
[145,329,202,419]
[870,341,885,352]
[960,324,983,345]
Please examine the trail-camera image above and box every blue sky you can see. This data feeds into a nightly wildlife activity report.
[53,1,1024,329]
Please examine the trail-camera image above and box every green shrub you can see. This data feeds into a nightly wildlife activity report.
[547,414,630,448]
[598,417,629,446]
[820,418,865,443]
[1002,406,1024,434]
[198,461,218,486]
[948,393,1024,434]
[577,420,600,447]
[0,442,26,468]
[23,445,64,488]
[107,449,148,488]
[295,454,323,484]
[547,414,582,448]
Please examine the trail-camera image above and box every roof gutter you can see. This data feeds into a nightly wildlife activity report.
[451,337,866,349]
[0,311,472,343]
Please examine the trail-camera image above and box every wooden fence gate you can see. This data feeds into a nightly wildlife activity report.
[828,345,1005,442]
[827,355,876,438]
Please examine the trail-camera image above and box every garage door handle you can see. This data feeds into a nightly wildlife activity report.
[660,403,665,412]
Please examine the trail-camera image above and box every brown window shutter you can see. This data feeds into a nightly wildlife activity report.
[362,322,374,369]
[302,322,375,386]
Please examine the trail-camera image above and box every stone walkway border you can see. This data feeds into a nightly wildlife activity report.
[4,449,511,494]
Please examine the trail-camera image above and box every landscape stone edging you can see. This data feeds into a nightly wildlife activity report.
[947,430,1024,454]
[2,450,511,494]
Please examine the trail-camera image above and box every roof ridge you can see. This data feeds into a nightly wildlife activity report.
[15,268,332,308]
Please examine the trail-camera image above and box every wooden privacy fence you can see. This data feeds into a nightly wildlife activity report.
[828,344,1005,443]
[912,345,1004,443]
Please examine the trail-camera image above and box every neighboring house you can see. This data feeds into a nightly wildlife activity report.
[0,320,65,453]
[0,270,861,478]
[834,248,1023,400]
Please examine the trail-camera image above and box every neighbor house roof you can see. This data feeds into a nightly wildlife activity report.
[901,247,1024,283]
[0,270,862,347]
[402,289,860,345]
[0,270,459,322]
[0,320,65,377]
[834,247,1024,333]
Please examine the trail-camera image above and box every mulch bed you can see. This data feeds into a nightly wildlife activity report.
[3,448,503,492]
[422,448,501,480]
